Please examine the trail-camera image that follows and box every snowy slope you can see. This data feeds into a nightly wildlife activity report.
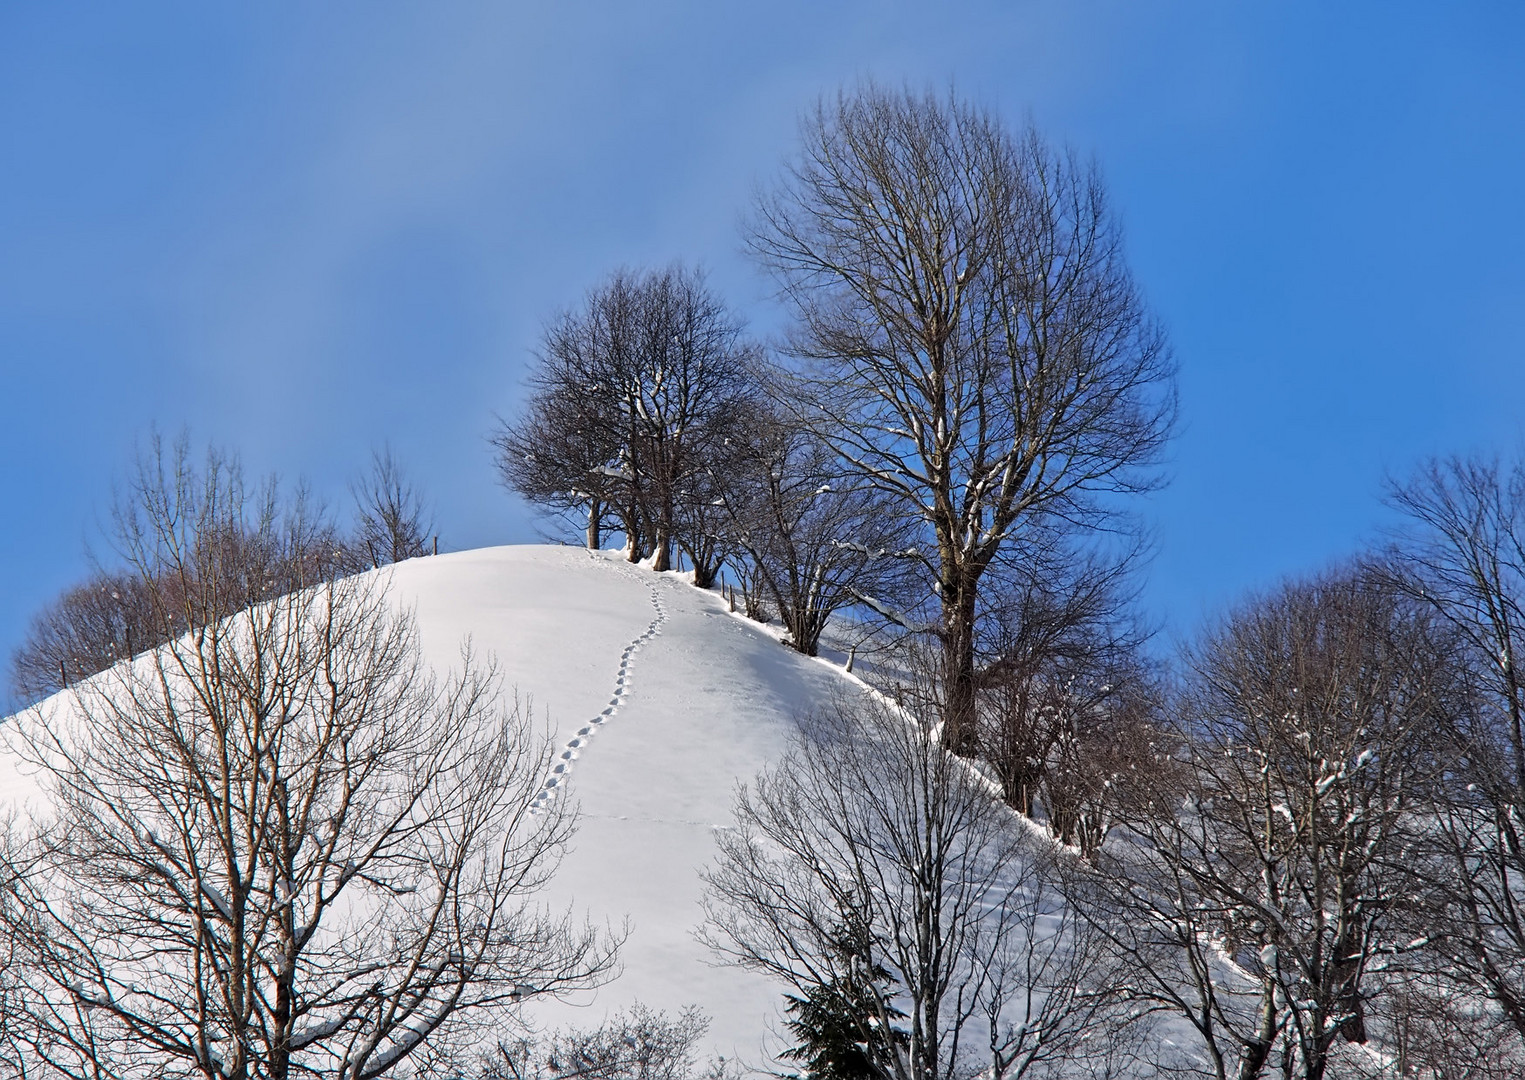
[394,546,857,1059]
[0,545,860,1063]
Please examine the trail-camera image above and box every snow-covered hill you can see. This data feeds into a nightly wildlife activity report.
[1,545,861,1063]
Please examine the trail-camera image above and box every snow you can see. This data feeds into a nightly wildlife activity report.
[1,545,862,1063]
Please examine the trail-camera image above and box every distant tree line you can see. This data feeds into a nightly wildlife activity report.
[8,435,434,704]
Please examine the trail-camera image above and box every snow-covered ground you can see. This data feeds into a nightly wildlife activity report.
[398,546,859,1059]
[1,545,862,1063]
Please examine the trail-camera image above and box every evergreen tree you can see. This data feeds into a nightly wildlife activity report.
[778,934,905,1080]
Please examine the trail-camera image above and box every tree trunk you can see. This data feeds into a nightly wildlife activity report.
[692,558,718,590]
[652,488,676,571]
[625,500,642,562]
[586,500,602,550]
[782,597,821,657]
[1234,984,1278,1080]
[940,580,979,755]
[1334,964,1367,1044]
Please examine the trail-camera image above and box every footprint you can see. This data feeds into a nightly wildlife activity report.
[530,563,669,815]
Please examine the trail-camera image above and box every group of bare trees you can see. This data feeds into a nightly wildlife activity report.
[494,262,918,656]
[493,265,761,583]
[391,82,1525,1079]
[8,437,434,705]
[498,86,1171,696]
[1082,458,1525,1080]
[696,469,1525,1080]
[691,86,1525,1078]
[665,90,1525,1072]
[1069,568,1481,1080]
[1069,460,1525,1079]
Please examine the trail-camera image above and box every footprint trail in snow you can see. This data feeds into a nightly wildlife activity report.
[529,564,668,814]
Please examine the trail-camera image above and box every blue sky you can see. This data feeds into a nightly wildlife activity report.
[2,2,1522,679]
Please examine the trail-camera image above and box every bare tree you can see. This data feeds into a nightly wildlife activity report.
[348,444,434,569]
[494,335,629,552]
[700,690,1129,1080]
[1383,456,1525,1040]
[613,267,757,574]
[750,84,1176,751]
[0,441,618,1080]
[1087,571,1458,1080]
[972,528,1154,854]
[715,402,914,656]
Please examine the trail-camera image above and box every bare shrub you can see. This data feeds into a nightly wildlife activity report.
[483,1004,716,1080]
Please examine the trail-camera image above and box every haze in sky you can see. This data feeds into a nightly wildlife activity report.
[2,2,1522,693]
